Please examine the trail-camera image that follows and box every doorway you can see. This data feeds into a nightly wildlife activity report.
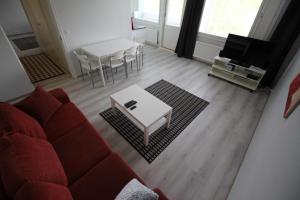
[1,0,68,83]
[161,0,186,50]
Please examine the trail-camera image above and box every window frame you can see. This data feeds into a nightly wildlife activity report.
[165,0,186,27]
[198,0,264,40]
[134,0,161,24]
[132,0,288,48]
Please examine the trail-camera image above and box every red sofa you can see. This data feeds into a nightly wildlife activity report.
[0,87,168,200]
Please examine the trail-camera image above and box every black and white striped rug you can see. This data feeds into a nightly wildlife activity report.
[20,53,65,83]
[100,80,209,163]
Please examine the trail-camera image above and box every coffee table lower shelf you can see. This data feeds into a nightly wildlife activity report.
[111,100,172,145]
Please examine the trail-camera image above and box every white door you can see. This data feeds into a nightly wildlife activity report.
[21,0,68,71]
[162,0,186,50]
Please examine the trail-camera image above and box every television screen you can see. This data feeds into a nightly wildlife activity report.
[219,34,272,69]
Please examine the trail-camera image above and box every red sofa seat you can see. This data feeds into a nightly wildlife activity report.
[52,121,112,184]
[43,102,88,142]
[0,87,168,200]
[15,182,73,200]
[70,153,143,200]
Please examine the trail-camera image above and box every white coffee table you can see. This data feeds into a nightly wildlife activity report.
[110,85,172,145]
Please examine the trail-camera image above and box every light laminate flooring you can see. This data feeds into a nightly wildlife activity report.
[41,46,269,200]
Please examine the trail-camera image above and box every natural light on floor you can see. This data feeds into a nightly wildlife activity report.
[199,0,263,37]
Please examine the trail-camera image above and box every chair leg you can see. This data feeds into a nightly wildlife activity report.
[90,70,95,88]
[139,56,141,70]
[136,55,139,71]
[80,64,84,80]
[102,67,106,80]
[142,53,144,66]
[131,61,132,71]
[111,68,114,84]
[125,63,128,79]
[104,67,108,80]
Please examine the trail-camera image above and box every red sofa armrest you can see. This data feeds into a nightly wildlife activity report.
[48,88,70,104]
[153,188,168,200]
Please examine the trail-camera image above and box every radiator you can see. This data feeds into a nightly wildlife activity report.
[145,28,158,44]
[193,41,223,63]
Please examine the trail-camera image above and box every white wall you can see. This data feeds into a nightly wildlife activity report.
[0,25,34,101]
[50,0,132,77]
[227,47,300,200]
[0,0,32,36]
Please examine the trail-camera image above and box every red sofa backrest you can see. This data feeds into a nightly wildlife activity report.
[0,88,72,199]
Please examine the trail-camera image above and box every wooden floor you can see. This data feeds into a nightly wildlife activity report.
[41,46,269,200]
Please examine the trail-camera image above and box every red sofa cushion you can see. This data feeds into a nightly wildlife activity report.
[15,181,73,200]
[0,103,46,139]
[70,153,142,200]
[0,178,9,200]
[48,88,70,104]
[0,133,67,197]
[43,103,87,141]
[52,121,112,184]
[16,86,62,125]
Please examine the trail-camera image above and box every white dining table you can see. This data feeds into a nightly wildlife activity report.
[80,38,138,87]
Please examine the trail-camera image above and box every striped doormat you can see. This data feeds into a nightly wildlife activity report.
[20,53,65,83]
[100,80,209,163]
[12,36,39,51]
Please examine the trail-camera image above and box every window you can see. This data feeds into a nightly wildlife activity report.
[166,0,185,27]
[134,0,160,23]
[199,0,263,38]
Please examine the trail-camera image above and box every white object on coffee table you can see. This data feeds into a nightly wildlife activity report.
[110,84,172,145]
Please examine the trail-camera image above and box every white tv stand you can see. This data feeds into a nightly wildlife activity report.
[208,56,266,91]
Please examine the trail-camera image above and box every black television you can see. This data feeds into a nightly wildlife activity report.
[219,34,272,69]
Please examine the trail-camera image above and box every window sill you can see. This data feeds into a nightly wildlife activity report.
[197,32,226,42]
[196,32,227,48]
[134,18,159,25]
[133,25,146,30]
[165,24,180,28]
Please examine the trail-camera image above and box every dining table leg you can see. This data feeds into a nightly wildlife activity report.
[125,62,128,79]
[99,58,106,87]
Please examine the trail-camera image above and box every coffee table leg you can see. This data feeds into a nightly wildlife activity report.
[166,110,172,128]
[144,126,149,146]
[110,98,116,114]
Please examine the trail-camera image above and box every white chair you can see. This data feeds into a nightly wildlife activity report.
[137,44,144,70]
[125,45,139,71]
[139,44,144,66]
[105,50,127,83]
[132,39,145,70]
[73,50,102,88]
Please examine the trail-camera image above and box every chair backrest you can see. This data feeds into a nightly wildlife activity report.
[111,50,125,60]
[126,45,138,56]
[73,50,91,69]
[137,44,144,54]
